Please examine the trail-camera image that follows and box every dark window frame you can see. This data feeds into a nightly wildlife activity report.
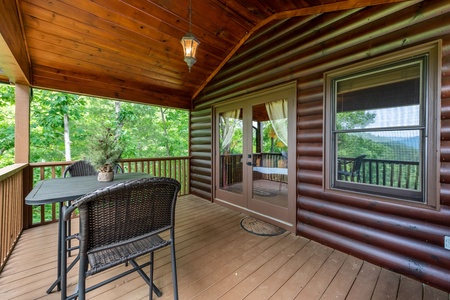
[324,41,440,208]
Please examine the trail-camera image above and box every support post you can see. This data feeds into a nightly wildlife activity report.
[15,83,30,163]
[15,83,32,229]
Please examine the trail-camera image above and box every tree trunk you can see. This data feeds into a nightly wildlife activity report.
[160,107,170,156]
[115,101,123,129]
[64,113,71,161]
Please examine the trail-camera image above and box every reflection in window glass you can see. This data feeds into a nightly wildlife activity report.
[332,59,425,201]
[219,109,243,190]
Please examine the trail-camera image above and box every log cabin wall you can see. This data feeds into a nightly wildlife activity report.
[189,0,450,291]
[190,108,213,199]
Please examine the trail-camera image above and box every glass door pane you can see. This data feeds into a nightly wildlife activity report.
[251,101,288,208]
[214,82,296,231]
[218,108,243,195]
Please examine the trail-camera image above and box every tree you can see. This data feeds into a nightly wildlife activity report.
[30,90,86,162]
[0,88,189,167]
[336,110,376,130]
[160,107,170,156]
[336,111,378,158]
[0,84,15,167]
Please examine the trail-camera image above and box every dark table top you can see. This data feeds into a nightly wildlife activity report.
[25,172,151,205]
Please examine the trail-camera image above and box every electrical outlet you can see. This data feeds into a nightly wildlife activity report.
[445,236,450,250]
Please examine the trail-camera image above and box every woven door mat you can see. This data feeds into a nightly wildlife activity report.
[240,216,286,236]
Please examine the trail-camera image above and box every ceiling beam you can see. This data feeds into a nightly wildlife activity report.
[0,0,31,84]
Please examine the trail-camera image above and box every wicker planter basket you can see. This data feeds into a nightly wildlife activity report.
[97,171,114,182]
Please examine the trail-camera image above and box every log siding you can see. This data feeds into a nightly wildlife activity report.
[190,108,213,200]
[190,0,450,292]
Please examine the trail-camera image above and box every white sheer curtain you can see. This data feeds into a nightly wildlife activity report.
[265,99,288,147]
[220,109,241,152]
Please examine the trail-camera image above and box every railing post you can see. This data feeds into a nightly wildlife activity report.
[22,165,33,229]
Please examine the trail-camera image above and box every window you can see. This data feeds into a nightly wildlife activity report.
[324,42,440,206]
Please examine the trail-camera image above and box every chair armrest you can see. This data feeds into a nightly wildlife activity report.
[62,205,76,221]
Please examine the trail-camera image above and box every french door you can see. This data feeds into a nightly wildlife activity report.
[214,83,296,231]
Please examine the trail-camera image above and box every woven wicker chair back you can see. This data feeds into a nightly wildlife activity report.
[64,160,98,177]
[74,177,180,251]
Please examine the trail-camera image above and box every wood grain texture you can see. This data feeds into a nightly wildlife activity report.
[3,195,445,299]
[190,0,450,292]
[0,0,410,107]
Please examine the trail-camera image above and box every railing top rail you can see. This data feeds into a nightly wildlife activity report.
[29,157,192,168]
[362,158,419,165]
[29,161,72,167]
[338,157,419,165]
[0,163,28,181]
[120,157,191,162]
[220,153,284,157]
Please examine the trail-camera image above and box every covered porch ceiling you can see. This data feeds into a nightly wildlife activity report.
[0,0,409,109]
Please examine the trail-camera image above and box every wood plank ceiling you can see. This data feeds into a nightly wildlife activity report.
[0,0,409,109]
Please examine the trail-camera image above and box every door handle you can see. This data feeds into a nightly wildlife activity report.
[246,162,253,166]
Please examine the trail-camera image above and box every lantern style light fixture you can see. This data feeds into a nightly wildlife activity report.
[180,0,200,72]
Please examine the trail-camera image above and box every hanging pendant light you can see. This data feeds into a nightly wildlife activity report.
[181,0,200,72]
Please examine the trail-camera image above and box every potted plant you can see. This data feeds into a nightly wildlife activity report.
[89,127,123,182]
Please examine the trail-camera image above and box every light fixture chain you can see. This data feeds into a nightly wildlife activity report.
[189,0,192,32]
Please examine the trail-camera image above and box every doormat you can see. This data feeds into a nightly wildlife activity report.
[240,217,286,236]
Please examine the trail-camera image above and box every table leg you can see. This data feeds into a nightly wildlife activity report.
[61,204,68,300]
[46,204,64,294]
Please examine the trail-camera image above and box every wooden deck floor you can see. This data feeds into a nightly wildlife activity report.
[0,195,448,300]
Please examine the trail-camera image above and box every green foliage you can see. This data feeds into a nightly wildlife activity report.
[30,90,87,162]
[337,133,391,158]
[229,127,243,154]
[336,111,376,130]
[27,90,189,164]
[0,87,189,169]
[261,122,286,153]
[336,110,419,162]
[0,84,15,167]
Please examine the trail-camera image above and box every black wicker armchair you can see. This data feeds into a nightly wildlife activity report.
[63,160,123,178]
[63,160,99,256]
[63,160,98,177]
[61,177,180,300]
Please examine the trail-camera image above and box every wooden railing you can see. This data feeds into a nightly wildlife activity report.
[0,163,27,273]
[338,157,420,190]
[220,153,287,187]
[361,158,420,190]
[221,154,420,191]
[28,157,190,227]
[220,154,243,187]
[253,152,287,184]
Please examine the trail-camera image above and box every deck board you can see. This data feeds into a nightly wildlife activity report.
[295,250,348,300]
[320,255,363,300]
[372,269,400,300]
[0,195,448,300]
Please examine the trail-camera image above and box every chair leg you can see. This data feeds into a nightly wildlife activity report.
[149,252,154,300]
[78,254,87,300]
[130,259,162,297]
[170,242,178,300]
